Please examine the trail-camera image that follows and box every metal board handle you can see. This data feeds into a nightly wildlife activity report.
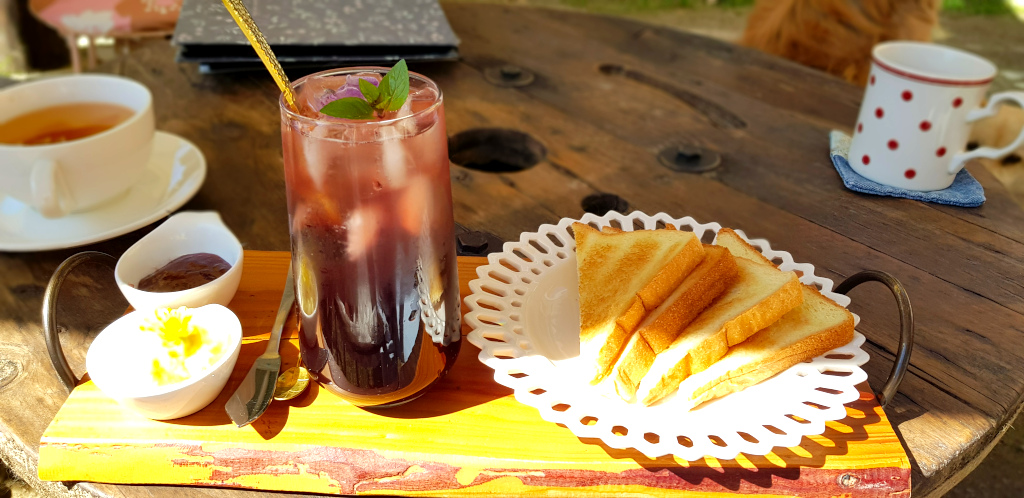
[42,251,117,393]
[835,270,914,407]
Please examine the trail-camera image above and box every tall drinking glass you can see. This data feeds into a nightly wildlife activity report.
[279,68,460,407]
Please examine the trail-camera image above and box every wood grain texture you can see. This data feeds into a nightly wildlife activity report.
[0,3,1021,497]
[38,251,910,497]
[434,7,1024,496]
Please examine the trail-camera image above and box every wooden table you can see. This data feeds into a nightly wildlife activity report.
[1,3,1023,497]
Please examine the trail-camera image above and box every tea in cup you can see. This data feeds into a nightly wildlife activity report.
[0,74,155,218]
[849,42,1024,191]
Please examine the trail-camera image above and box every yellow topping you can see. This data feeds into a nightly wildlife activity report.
[140,307,225,386]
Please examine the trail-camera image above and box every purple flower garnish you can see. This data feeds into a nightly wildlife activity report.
[317,74,379,110]
[317,60,409,120]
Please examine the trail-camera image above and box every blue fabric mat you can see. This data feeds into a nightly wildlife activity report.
[829,130,985,207]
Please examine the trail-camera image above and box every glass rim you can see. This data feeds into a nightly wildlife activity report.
[279,66,444,127]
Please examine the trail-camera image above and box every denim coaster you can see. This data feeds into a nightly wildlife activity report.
[829,130,985,207]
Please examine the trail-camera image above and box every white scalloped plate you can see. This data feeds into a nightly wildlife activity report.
[464,211,870,460]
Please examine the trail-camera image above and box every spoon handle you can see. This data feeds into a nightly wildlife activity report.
[264,261,295,357]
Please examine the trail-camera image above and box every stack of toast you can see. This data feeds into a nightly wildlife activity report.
[574,222,855,407]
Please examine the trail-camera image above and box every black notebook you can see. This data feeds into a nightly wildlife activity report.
[172,0,459,73]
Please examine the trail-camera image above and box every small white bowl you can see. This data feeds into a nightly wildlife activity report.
[116,211,243,311]
[86,304,243,420]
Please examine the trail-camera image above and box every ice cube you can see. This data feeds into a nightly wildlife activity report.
[295,75,345,118]
[394,93,413,119]
[306,73,381,113]
[379,139,408,189]
[376,98,416,188]
[291,194,343,237]
[408,84,437,103]
[398,179,429,235]
[301,123,332,188]
[344,205,380,261]
[298,118,381,190]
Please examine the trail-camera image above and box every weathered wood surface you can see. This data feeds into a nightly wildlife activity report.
[37,251,911,497]
[0,3,1021,497]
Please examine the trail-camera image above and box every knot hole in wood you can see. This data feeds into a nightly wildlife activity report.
[449,128,546,173]
[581,193,630,216]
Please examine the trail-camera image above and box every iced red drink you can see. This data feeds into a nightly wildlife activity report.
[279,68,459,407]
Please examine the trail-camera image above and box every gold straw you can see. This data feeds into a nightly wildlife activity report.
[220,0,296,109]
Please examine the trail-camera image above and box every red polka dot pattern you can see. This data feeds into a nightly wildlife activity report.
[888,140,899,150]
[905,169,916,179]
[862,155,871,165]
[937,147,947,157]
[953,97,963,108]
[902,91,913,101]
[857,123,863,133]
[875,107,884,118]
[920,120,931,131]
[870,75,876,85]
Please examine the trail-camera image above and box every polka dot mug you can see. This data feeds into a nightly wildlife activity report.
[849,42,1024,191]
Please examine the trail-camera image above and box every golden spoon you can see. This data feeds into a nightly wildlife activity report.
[273,365,311,401]
[221,0,306,402]
[220,0,296,109]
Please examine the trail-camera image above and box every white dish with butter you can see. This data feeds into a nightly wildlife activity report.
[86,304,243,420]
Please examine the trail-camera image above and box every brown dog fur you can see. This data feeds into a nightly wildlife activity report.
[742,0,940,86]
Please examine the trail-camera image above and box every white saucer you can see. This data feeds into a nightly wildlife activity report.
[0,131,206,252]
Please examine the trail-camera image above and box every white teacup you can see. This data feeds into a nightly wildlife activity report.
[849,42,1024,191]
[0,75,154,218]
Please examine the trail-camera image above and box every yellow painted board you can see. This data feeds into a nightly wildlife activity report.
[39,251,910,496]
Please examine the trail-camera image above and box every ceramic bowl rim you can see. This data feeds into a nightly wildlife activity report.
[86,304,243,399]
[114,212,244,306]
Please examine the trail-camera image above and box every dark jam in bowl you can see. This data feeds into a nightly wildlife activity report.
[137,253,231,292]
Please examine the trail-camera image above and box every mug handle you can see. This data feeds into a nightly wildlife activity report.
[30,158,72,218]
[949,91,1024,175]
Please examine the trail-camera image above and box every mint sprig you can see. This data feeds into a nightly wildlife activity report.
[380,59,409,112]
[321,97,375,119]
[320,60,410,119]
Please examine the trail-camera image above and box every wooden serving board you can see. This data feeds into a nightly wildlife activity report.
[38,250,911,497]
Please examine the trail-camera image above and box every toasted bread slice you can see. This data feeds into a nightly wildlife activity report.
[601,223,676,234]
[673,229,855,408]
[574,222,704,383]
[611,245,739,401]
[635,257,803,405]
[714,228,775,266]
[677,284,855,409]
